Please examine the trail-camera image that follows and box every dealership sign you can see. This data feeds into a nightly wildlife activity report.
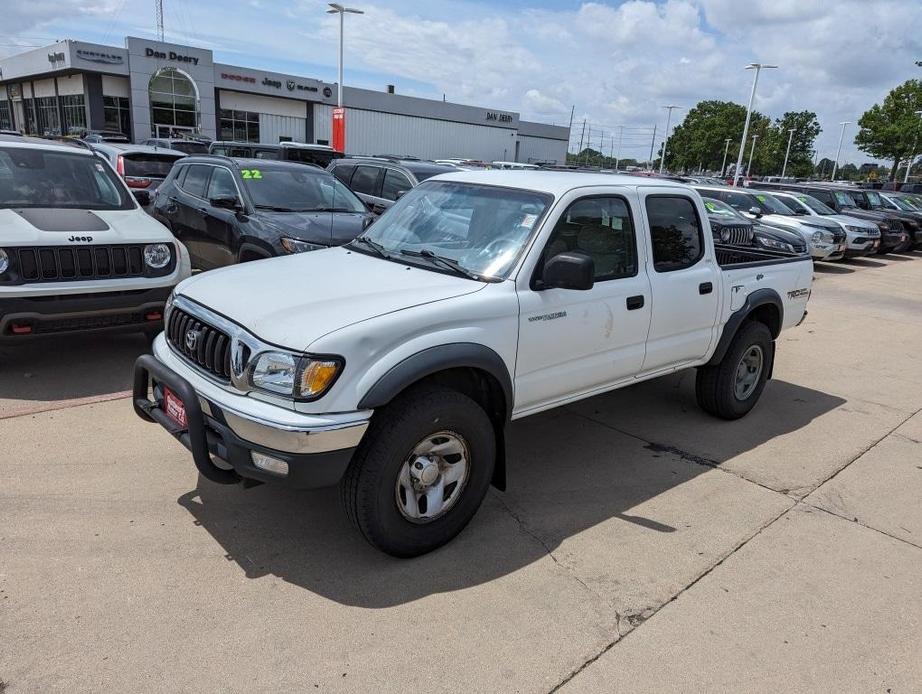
[145,47,200,66]
[76,49,124,65]
[221,72,256,84]
[486,111,513,123]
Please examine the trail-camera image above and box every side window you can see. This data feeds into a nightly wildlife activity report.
[211,146,227,156]
[181,164,211,198]
[541,196,637,282]
[351,166,380,196]
[331,163,354,184]
[206,167,238,201]
[173,165,188,188]
[381,169,413,201]
[645,196,704,273]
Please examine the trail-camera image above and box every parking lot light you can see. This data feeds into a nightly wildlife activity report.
[659,105,681,174]
[720,138,732,177]
[747,134,759,178]
[781,128,796,180]
[904,110,922,184]
[327,3,364,108]
[831,121,851,181]
[732,63,777,186]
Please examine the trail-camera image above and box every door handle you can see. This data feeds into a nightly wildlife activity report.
[626,295,645,310]
[699,282,713,295]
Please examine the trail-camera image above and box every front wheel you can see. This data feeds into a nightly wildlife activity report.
[341,386,495,557]
[696,321,773,420]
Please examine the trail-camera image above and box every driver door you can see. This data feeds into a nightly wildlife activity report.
[514,192,652,415]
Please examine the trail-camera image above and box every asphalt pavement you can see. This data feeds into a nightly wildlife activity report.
[2,252,921,693]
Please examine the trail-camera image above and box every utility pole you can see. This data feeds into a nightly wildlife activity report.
[609,133,615,170]
[577,118,586,159]
[733,63,778,186]
[780,128,796,179]
[746,134,759,178]
[648,123,657,170]
[615,125,623,171]
[720,137,732,177]
[155,0,164,41]
[903,110,922,183]
[659,105,681,174]
[583,125,591,165]
[831,121,850,181]
[566,105,575,154]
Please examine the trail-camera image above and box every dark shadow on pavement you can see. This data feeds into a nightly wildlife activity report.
[879,253,915,261]
[813,263,854,274]
[842,257,886,267]
[177,371,844,608]
[0,332,148,404]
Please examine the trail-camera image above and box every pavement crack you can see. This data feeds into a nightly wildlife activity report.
[493,495,603,603]
[547,497,797,692]
[801,502,922,552]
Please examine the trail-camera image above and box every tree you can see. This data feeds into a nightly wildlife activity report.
[815,158,836,179]
[661,100,769,173]
[763,111,822,177]
[855,79,922,180]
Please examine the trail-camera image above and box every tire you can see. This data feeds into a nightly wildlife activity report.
[696,320,773,420]
[341,385,496,557]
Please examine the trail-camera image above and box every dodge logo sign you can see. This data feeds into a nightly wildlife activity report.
[185,330,199,351]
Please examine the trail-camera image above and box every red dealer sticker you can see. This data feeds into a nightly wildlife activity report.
[163,387,188,429]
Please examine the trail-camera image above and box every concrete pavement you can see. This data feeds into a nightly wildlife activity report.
[1,253,921,692]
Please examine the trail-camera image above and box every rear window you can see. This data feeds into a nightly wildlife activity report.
[170,141,208,155]
[645,196,704,272]
[121,153,182,179]
[0,146,133,210]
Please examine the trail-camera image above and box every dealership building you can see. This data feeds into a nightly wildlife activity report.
[0,37,569,163]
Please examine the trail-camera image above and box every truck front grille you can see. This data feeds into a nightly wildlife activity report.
[723,224,754,245]
[7,244,168,283]
[166,307,238,381]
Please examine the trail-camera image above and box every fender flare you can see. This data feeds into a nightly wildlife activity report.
[236,240,275,262]
[707,288,783,366]
[357,342,514,420]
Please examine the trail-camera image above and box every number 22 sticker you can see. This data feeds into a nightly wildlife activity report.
[241,169,262,179]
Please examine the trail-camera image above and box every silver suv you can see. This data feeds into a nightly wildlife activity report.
[327,157,455,215]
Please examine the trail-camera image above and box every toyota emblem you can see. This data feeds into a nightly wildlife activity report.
[185,330,199,351]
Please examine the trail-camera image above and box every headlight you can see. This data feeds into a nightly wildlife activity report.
[845,225,865,233]
[758,236,794,253]
[250,351,342,399]
[280,237,326,254]
[0,248,9,275]
[144,243,172,269]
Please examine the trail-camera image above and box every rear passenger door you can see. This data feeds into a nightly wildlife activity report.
[515,193,652,414]
[172,163,213,269]
[380,169,413,209]
[639,189,720,373]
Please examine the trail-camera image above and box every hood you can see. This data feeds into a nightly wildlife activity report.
[828,214,877,231]
[754,222,805,246]
[761,213,839,231]
[175,246,485,350]
[0,207,174,245]
[255,210,372,245]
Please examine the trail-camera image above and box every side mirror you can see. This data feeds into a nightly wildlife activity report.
[748,206,763,218]
[210,195,242,211]
[542,252,594,291]
[132,190,151,207]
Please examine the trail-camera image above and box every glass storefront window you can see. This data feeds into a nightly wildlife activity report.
[60,94,86,135]
[103,96,131,137]
[0,99,12,130]
[219,109,260,143]
[149,67,199,136]
[35,96,61,137]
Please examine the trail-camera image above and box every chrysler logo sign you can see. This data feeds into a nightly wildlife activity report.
[76,49,124,65]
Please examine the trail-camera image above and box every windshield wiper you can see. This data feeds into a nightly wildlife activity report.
[349,236,391,259]
[299,207,360,213]
[399,248,487,281]
[254,204,297,212]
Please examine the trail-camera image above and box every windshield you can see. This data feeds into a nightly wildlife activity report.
[242,167,366,213]
[0,146,133,210]
[833,191,857,208]
[864,191,883,207]
[358,181,552,279]
[702,197,743,218]
[884,195,914,211]
[897,195,921,210]
[795,194,835,215]
[752,192,795,215]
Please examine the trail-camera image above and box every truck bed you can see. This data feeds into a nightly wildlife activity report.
[714,243,806,268]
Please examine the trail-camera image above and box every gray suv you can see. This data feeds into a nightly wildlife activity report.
[327,157,455,215]
[89,142,186,208]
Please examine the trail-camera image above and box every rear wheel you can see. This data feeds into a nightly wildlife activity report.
[341,386,495,557]
[696,321,772,420]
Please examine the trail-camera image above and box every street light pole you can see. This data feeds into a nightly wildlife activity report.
[831,120,851,181]
[327,3,364,108]
[780,127,796,179]
[733,63,777,186]
[746,134,759,178]
[720,138,732,177]
[903,110,922,184]
[659,105,680,174]
[614,125,623,171]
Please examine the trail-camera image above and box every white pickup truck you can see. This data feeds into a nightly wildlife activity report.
[134,171,813,556]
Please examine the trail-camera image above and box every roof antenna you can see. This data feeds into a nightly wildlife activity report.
[155,0,165,42]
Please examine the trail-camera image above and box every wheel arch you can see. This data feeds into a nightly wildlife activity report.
[357,343,512,490]
[707,288,783,367]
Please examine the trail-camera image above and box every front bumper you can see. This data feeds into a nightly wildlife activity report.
[132,353,368,488]
[0,285,172,342]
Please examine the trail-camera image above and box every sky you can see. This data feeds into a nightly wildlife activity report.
[3,0,921,165]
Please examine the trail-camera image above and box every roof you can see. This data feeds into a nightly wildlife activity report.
[91,142,186,157]
[183,155,329,172]
[431,169,692,196]
[0,137,94,154]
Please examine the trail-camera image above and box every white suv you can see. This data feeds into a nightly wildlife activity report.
[0,137,190,343]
